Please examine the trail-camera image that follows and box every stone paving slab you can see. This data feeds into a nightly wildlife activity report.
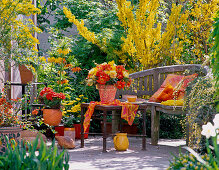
[66,136,186,170]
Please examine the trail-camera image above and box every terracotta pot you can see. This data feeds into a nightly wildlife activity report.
[19,65,33,84]
[0,126,22,154]
[43,109,62,126]
[74,124,89,139]
[64,127,75,141]
[96,84,117,102]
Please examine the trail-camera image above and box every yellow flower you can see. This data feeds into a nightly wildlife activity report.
[40,56,46,63]
[88,68,98,75]
[122,71,129,78]
[55,57,63,64]
[87,79,94,86]
[79,95,84,98]
[76,98,81,101]
[57,48,71,55]
[62,111,67,116]
[108,60,115,66]
[109,70,117,78]
[48,57,55,63]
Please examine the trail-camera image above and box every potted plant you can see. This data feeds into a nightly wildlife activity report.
[39,87,65,126]
[86,61,132,102]
[62,95,89,139]
[0,91,25,153]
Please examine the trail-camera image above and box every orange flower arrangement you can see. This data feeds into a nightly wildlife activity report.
[39,87,66,109]
[86,61,132,89]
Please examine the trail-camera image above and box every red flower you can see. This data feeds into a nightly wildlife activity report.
[96,77,107,85]
[116,80,126,89]
[46,93,53,100]
[117,71,124,79]
[116,65,125,72]
[32,109,39,115]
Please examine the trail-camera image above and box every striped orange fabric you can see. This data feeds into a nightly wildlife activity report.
[83,100,139,132]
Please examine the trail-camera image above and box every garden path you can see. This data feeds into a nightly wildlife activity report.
[66,137,186,170]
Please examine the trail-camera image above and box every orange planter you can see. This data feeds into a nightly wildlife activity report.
[19,65,33,84]
[97,84,117,102]
[43,109,62,126]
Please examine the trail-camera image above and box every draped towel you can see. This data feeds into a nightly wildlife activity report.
[83,99,139,133]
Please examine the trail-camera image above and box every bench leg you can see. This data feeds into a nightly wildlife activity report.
[151,106,160,145]
[142,109,146,150]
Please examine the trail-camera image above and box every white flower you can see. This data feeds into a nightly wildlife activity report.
[201,122,216,139]
[213,114,219,129]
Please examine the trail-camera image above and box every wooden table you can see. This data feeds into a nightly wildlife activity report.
[80,103,148,152]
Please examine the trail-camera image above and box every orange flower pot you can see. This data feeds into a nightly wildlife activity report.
[19,65,33,84]
[97,84,117,102]
[43,109,62,126]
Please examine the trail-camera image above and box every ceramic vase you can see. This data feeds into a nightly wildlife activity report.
[113,133,129,151]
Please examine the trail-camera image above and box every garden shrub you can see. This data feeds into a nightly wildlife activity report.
[184,75,217,152]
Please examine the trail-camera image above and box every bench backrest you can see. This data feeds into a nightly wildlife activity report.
[116,64,209,98]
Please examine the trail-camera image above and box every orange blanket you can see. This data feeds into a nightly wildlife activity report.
[83,99,139,132]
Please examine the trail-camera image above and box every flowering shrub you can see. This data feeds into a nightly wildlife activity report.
[39,87,65,109]
[86,61,132,89]
[0,96,20,127]
[62,95,88,125]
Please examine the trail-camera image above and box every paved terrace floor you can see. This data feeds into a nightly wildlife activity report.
[66,136,186,170]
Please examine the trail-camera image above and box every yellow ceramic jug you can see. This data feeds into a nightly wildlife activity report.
[113,133,129,151]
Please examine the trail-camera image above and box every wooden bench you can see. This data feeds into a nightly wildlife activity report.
[116,64,209,145]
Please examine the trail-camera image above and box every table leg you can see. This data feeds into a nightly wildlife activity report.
[142,109,146,150]
[103,110,107,153]
[81,107,85,148]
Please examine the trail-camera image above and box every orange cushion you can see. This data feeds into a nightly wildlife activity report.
[177,73,198,99]
[179,73,198,92]
[149,74,184,102]
[149,84,174,102]
[149,73,198,102]
[160,74,184,88]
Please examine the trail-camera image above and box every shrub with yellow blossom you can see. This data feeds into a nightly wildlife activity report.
[62,94,88,126]
[63,0,218,70]
[0,0,42,76]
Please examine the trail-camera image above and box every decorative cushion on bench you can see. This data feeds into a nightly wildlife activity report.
[161,99,184,106]
[149,73,198,102]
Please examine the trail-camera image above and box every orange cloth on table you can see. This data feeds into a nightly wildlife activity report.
[83,99,139,133]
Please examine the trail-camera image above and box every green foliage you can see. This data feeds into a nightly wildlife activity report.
[211,11,219,111]
[37,0,127,68]
[184,75,217,151]
[0,136,69,170]
[168,151,216,170]
[145,113,184,139]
